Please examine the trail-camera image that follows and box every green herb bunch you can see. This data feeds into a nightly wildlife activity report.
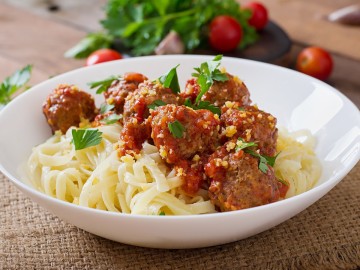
[65,0,257,58]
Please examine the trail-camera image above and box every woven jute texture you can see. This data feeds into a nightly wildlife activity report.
[1,164,359,270]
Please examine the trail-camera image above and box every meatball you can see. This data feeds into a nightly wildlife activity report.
[104,72,147,114]
[221,104,278,156]
[175,156,209,195]
[118,117,152,156]
[150,104,220,164]
[205,141,281,211]
[119,81,181,156]
[123,80,181,122]
[182,73,251,107]
[43,84,97,134]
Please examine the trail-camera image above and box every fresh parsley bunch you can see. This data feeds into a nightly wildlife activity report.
[65,0,257,58]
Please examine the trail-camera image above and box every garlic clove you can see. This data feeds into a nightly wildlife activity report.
[155,31,185,55]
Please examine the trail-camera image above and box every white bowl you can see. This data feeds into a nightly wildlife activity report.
[0,55,359,249]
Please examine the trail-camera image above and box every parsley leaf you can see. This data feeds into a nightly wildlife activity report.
[100,113,122,125]
[235,138,258,152]
[258,155,269,173]
[159,64,180,94]
[159,211,165,216]
[100,103,115,114]
[71,128,103,150]
[148,100,167,110]
[192,55,228,104]
[0,65,32,105]
[184,98,193,108]
[184,99,220,115]
[168,120,185,138]
[195,75,210,104]
[235,138,279,174]
[212,54,222,61]
[196,101,221,115]
[88,75,120,94]
[265,153,280,167]
[244,149,270,174]
[64,32,113,59]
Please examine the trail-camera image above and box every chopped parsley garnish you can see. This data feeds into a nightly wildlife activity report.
[183,55,227,115]
[184,98,192,108]
[235,139,257,152]
[100,113,122,125]
[148,99,167,110]
[235,138,278,174]
[71,128,103,150]
[184,99,221,116]
[263,153,279,168]
[246,150,271,173]
[192,55,228,104]
[100,103,115,114]
[159,64,180,94]
[237,107,245,111]
[88,75,120,94]
[0,65,32,105]
[168,120,185,138]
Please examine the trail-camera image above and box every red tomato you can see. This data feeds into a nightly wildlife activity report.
[209,15,243,52]
[243,2,268,31]
[296,47,333,81]
[86,49,122,66]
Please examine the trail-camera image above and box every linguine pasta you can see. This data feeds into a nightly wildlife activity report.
[27,123,215,215]
[26,122,321,215]
[275,128,322,198]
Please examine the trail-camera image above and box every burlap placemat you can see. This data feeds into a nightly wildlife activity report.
[1,164,359,270]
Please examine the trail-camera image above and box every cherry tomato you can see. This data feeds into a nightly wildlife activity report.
[296,47,333,81]
[243,2,268,31]
[86,49,122,66]
[209,15,243,52]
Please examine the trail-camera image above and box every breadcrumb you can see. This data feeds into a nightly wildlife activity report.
[226,142,236,152]
[225,125,237,137]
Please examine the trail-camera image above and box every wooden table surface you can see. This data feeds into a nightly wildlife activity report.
[0,0,359,267]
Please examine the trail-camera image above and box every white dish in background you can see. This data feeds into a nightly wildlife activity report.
[0,55,359,249]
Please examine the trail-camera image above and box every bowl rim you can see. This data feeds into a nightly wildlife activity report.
[0,54,359,220]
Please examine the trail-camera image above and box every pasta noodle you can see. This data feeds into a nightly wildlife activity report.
[27,124,121,203]
[26,123,321,214]
[27,124,215,215]
[275,128,322,198]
